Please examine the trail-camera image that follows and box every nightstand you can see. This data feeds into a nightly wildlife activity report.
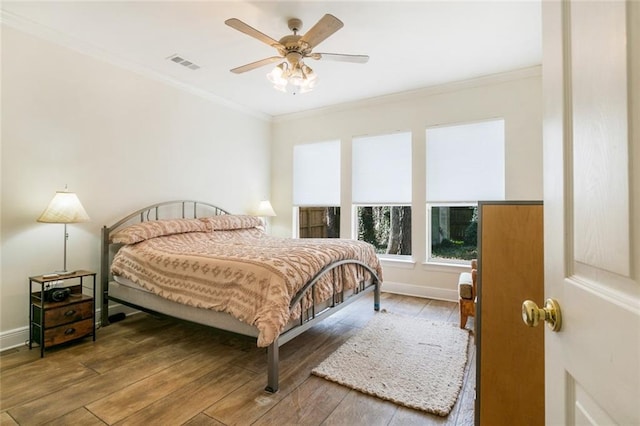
[29,270,96,357]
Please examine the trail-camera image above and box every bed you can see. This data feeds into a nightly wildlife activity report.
[100,200,382,392]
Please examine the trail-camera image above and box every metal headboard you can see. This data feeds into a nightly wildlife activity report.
[100,200,230,326]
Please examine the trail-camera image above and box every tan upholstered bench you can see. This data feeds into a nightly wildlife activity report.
[458,259,477,329]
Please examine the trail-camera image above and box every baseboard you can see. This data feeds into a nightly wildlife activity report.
[0,302,139,353]
[382,281,458,302]
[0,326,30,352]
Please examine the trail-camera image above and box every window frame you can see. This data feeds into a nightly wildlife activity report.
[425,118,505,265]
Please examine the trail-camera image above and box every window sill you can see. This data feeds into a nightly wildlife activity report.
[379,256,416,269]
[421,261,471,273]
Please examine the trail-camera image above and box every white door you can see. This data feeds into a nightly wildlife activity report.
[542,1,640,424]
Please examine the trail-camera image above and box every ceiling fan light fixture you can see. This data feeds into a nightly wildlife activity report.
[267,61,317,94]
[267,62,288,86]
[288,66,306,86]
[301,64,317,82]
[227,14,368,95]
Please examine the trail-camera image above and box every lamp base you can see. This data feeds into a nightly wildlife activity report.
[54,270,75,276]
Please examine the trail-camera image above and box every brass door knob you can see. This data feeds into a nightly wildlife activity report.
[522,298,562,332]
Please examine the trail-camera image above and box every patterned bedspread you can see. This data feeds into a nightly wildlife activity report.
[111,225,382,347]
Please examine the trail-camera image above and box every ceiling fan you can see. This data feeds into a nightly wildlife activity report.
[225,14,369,93]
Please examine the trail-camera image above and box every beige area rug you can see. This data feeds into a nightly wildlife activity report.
[311,311,470,416]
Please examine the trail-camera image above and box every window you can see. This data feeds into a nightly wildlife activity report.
[298,207,340,238]
[293,141,340,238]
[353,132,412,256]
[357,206,411,255]
[426,119,504,262]
[429,204,477,261]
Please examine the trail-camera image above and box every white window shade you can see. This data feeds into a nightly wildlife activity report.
[426,119,505,201]
[352,132,412,204]
[293,140,340,206]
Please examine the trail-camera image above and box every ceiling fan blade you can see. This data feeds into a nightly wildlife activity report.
[311,53,370,63]
[230,56,283,74]
[300,14,344,49]
[225,18,284,49]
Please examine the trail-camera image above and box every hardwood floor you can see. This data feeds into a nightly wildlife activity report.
[0,293,476,425]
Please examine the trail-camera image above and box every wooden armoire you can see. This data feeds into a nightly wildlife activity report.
[475,201,544,425]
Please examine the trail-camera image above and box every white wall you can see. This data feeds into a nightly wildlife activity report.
[271,68,543,301]
[0,26,271,348]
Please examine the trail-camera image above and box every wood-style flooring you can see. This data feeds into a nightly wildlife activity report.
[0,293,476,425]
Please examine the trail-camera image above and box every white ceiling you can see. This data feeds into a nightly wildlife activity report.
[1,1,542,118]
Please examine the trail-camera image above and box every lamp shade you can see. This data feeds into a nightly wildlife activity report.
[256,200,276,217]
[37,191,90,223]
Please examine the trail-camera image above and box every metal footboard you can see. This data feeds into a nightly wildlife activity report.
[264,260,381,393]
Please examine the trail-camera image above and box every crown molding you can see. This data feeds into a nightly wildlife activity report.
[0,10,272,122]
[273,65,542,123]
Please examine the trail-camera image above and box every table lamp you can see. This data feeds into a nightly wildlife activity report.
[37,187,90,275]
[256,200,276,232]
[256,200,276,217]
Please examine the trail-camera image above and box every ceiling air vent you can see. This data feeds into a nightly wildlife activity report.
[167,54,201,70]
